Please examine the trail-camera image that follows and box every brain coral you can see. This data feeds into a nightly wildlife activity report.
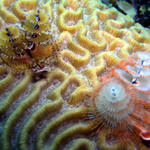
[0,0,150,150]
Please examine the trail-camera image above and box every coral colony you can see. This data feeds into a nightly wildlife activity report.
[0,0,150,150]
[102,0,150,28]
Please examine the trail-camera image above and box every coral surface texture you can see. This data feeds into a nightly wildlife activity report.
[0,0,150,150]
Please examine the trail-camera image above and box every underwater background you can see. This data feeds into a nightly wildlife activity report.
[0,0,150,150]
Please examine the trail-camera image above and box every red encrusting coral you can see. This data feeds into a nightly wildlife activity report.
[84,51,150,148]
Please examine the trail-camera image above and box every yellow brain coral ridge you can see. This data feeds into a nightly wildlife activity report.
[0,0,150,150]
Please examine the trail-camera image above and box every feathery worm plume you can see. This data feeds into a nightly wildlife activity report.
[84,51,150,148]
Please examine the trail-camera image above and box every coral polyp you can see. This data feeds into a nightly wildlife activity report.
[85,51,150,149]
